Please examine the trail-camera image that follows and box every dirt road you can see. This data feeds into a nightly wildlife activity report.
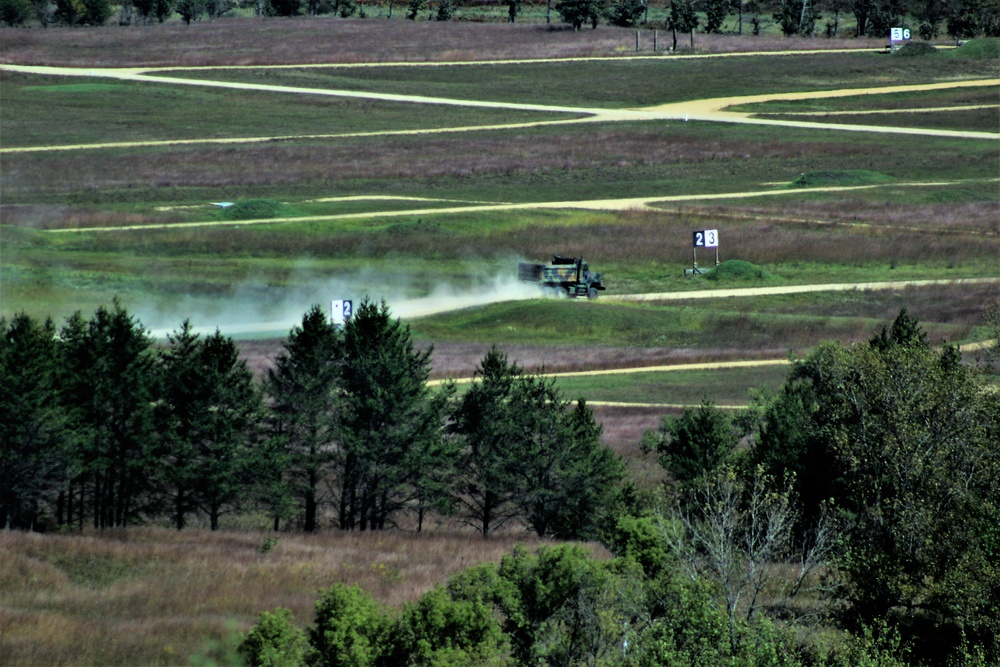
[3,59,997,158]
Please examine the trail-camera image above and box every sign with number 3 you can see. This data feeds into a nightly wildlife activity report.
[693,229,719,248]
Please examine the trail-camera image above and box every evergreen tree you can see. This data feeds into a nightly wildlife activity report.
[448,347,525,537]
[642,398,738,495]
[160,322,263,530]
[0,314,68,530]
[58,302,160,528]
[338,298,455,530]
[266,305,344,532]
[450,347,622,539]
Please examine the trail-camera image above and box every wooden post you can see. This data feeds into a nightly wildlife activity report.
[636,31,640,51]
[653,29,658,51]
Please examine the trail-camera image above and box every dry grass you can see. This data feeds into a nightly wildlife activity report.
[0,527,587,665]
[0,18,889,68]
[0,126,874,200]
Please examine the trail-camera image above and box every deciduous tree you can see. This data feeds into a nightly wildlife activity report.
[750,309,1000,663]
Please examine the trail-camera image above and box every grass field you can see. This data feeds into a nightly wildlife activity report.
[0,22,998,666]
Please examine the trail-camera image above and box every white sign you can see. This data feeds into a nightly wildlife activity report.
[693,229,719,248]
[331,299,353,326]
[890,27,911,43]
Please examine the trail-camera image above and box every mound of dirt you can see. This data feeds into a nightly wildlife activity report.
[791,170,894,187]
[703,260,775,282]
[223,199,284,221]
[892,41,938,57]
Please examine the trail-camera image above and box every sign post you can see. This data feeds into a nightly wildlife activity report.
[690,229,719,274]
[889,27,911,51]
[331,299,353,327]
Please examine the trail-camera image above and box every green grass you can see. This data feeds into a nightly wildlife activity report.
[158,51,1000,110]
[791,170,896,187]
[0,71,571,148]
[550,364,791,405]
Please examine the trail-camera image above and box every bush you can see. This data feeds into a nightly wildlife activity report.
[309,584,390,667]
[386,586,506,665]
[238,608,311,667]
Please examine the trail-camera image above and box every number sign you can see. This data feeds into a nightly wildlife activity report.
[331,299,353,326]
[890,27,911,42]
[692,230,719,248]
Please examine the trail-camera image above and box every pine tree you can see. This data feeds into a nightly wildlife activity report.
[266,305,344,532]
[58,301,160,528]
[0,314,68,530]
[338,298,455,530]
[160,322,263,530]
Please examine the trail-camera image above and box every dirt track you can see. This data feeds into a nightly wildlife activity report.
[2,58,997,158]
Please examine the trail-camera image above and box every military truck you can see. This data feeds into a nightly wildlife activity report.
[518,256,606,299]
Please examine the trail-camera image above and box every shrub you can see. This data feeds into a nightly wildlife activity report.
[309,584,390,667]
[239,608,311,667]
[386,586,506,665]
[702,260,774,282]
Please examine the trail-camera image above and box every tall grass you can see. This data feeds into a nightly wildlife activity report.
[0,527,568,666]
[0,18,892,68]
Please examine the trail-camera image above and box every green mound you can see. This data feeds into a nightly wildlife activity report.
[944,38,1000,59]
[892,41,938,56]
[791,170,895,188]
[703,260,774,282]
[223,199,286,221]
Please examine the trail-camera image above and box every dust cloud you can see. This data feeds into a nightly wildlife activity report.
[143,267,542,340]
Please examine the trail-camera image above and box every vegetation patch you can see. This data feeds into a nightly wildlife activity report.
[222,199,300,221]
[701,259,776,282]
[891,41,938,57]
[944,37,1000,59]
[790,170,895,187]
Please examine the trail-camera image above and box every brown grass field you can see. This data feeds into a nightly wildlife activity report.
[0,18,889,67]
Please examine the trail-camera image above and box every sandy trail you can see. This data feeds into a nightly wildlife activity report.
[2,60,997,157]
[41,179,999,233]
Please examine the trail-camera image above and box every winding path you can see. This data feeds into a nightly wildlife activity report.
[2,59,997,157]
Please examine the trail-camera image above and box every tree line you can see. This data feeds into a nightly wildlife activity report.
[0,298,623,537]
[3,0,998,42]
[233,308,997,666]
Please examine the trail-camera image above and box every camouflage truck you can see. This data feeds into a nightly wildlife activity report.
[518,256,606,299]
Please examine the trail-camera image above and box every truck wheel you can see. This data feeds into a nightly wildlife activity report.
[587,288,599,300]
